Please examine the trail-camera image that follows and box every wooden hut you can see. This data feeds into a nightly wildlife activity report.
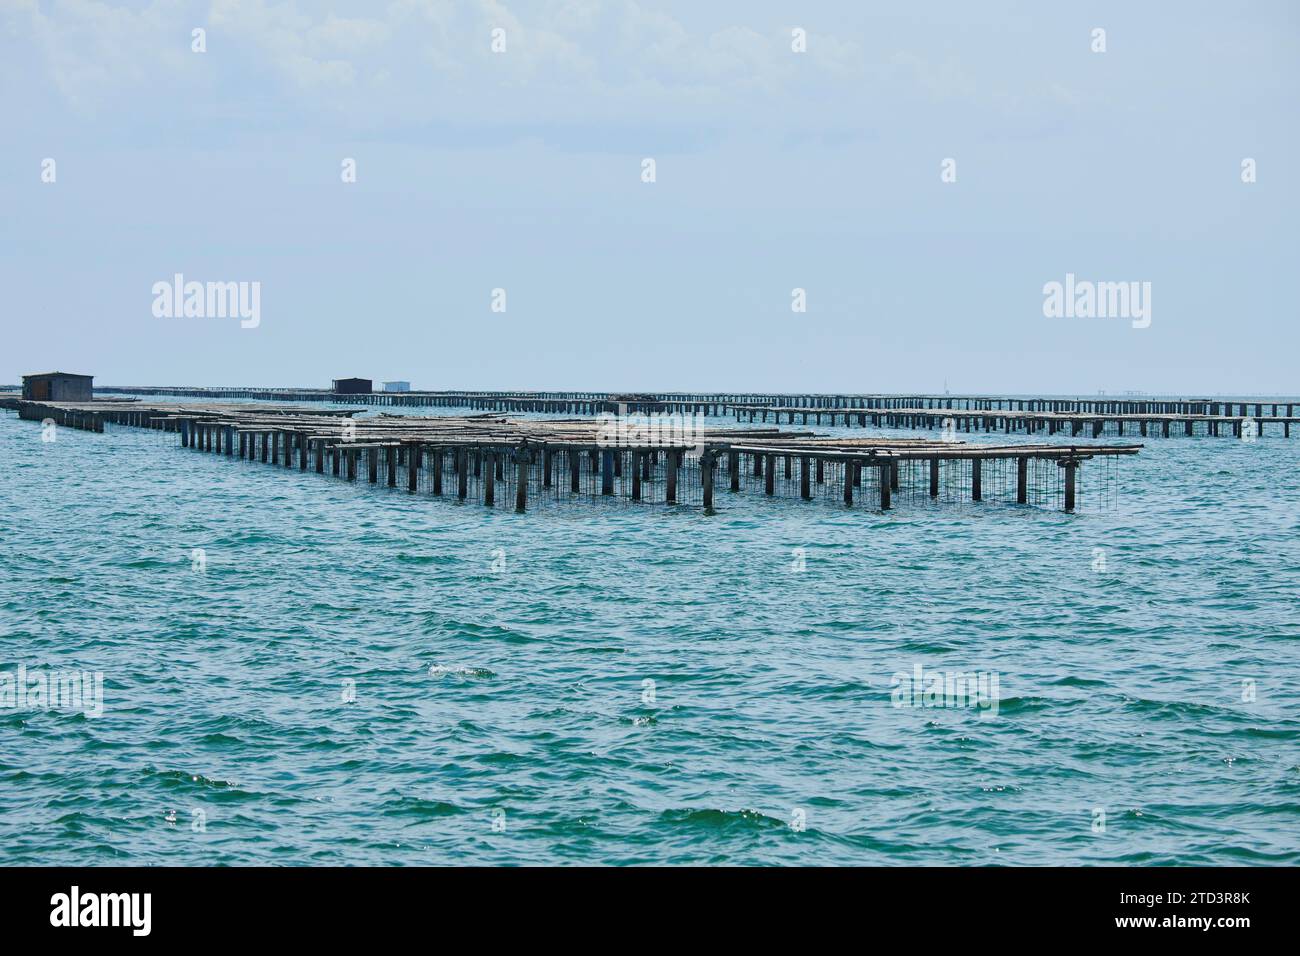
[22,371,93,402]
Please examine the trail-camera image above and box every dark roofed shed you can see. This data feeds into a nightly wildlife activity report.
[22,372,94,402]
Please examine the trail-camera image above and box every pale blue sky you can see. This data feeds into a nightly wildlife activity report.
[1,1,1296,393]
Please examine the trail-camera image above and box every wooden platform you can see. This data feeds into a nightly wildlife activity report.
[86,386,1298,436]
[4,398,1140,514]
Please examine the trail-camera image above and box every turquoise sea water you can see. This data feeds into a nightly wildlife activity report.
[1,400,1298,865]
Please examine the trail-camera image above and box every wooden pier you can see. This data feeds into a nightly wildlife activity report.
[86,386,1298,437]
[3,398,1140,514]
[729,405,1299,439]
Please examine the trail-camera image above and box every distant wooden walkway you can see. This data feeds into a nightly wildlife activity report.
[730,405,1298,439]
[86,385,1298,436]
[3,398,1140,513]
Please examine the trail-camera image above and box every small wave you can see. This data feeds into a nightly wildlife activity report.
[428,664,495,679]
[422,618,532,644]
[395,552,455,566]
[143,767,242,791]
[658,807,787,831]
[379,795,462,819]
[619,714,658,726]
[1121,696,1236,719]
[990,695,1055,715]
[1049,676,1106,688]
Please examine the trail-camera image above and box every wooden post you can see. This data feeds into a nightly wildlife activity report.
[346,448,357,482]
[515,446,528,513]
[800,457,811,499]
[702,452,714,511]
[764,454,775,495]
[484,452,495,505]
[433,449,443,495]
[929,458,939,497]
[666,451,678,503]
[729,450,740,491]
[408,445,420,492]
[315,440,324,474]
[816,458,824,484]
[298,432,307,469]
[601,450,614,495]
[971,458,981,501]
[543,450,552,488]
[368,448,378,483]
[570,450,581,493]
[843,462,854,506]
[631,452,642,501]
[1016,456,1027,504]
[879,463,891,510]
[890,460,899,491]
[457,449,468,499]
[1064,460,1077,512]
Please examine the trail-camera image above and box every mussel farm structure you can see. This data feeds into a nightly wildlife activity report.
[2,398,1141,514]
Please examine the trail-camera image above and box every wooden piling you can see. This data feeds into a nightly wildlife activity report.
[702,452,714,511]
[515,447,528,513]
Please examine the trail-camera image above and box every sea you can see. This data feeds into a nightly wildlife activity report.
[1,396,1297,865]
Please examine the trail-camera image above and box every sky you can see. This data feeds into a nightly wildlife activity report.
[1,0,1296,394]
